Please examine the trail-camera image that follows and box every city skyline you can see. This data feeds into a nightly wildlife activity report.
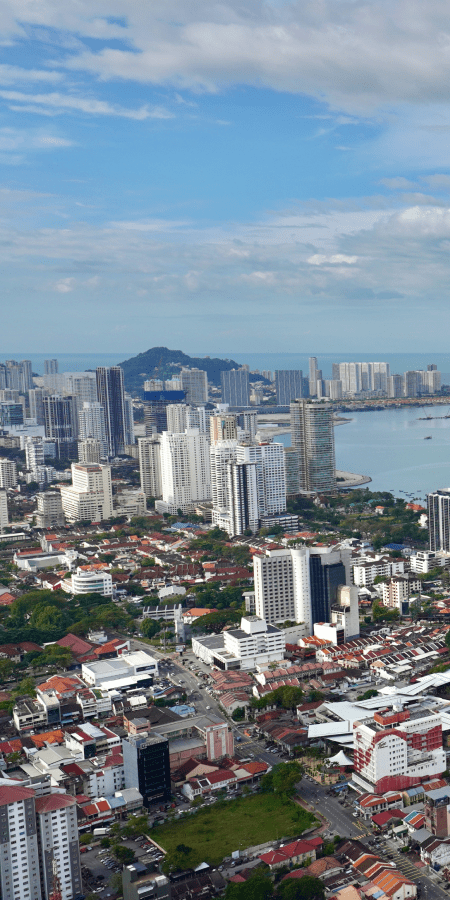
[0,1,450,351]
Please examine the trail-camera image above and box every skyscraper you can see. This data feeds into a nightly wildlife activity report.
[44,359,58,375]
[237,410,258,441]
[210,413,237,443]
[226,461,259,535]
[309,357,319,397]
[0,489,8,531]
[138,436,162,499]
[180,368,208,404]
[142,390,186,434]
[290,399,336,492]
[43,395,77,458]
[78,401,108,456]
[157,429,211,514]
[78,439,102,465]
[0,783,42,900]
[35,793,82,900]
[221,368,250,407]
[96,366,127,457]
[28,388,45,425]
[428,489,450,551]
[122,732,171,807]
[166,403,188,433]
[275,370,304,405]
[0,458,18,489]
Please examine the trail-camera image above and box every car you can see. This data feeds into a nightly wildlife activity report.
[352,812,359,818]
[206,705,211,710]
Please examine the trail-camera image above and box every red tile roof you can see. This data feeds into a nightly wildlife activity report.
[35,793,76,813]
[0,784,35,806]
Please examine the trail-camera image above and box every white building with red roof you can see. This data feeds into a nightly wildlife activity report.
[35,793,82,900]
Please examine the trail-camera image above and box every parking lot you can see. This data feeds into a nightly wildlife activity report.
[80,837,166,896]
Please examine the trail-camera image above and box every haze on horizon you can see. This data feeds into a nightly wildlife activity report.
[1,0,450,353]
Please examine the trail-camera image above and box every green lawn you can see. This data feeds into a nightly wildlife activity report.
[151,794,316,869]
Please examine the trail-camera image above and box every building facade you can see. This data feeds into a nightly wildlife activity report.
[221,368,250,407]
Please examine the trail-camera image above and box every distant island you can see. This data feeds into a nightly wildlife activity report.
[118,346,269,393]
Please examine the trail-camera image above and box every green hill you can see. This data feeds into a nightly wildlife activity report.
[119,346,244,393]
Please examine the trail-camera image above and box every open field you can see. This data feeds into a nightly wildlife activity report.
[152,794,316,868]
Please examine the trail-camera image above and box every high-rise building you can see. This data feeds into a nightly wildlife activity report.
[237,410,258,441]
[0,783,42,900]
[284,446,301,497]
[35,793,82,900]
[0,402,24,427]
[387,374,404,398]
[309,357,319,397]
[166,403,187,433]
[36,491,65,528]
[428,489,450,551]
[3,359,33,392]
[138,436,162,499]
[157,429,211,514]
[95,366,127,457]
[44,359,58,375]
[210,440,239,513]
[353,703,446,793]
[0,458,17,489]
[275,370,304,405]
[25,436,45,470]
[403,371,419,397]
[78,439,102,465]
[43,396,77,459]
[221,368,250,407]
[332,361,390,395]
[225,461,259,535]
[60,463,113,523]
[186,405,208,433]
[210,413,237,443]
[324,379,343,400]
[28,388,46,425]
[124,393,135,446]
[122,732,171,807]
[0,489,8,531]
[236,441,286,517]
[254,547,313,630]
[143,390,186,435]
[78,402,108,456]
[290,399,336,493]
[180,368,208,405]
[254,545,349,631]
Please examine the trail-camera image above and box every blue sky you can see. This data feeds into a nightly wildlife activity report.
[2,0,450,354]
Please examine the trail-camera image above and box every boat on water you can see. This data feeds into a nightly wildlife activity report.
[424,435,432,440]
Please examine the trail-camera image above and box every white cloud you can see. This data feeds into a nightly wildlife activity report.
[54,277,75,292]
[0,89,173,119]
[307,254,359,266]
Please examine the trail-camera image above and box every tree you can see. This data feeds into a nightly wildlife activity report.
[141,619,161,639]
[225,870,273,900]
[80,833,92,845]
[112,844,135,864]
[14,676,36,697]
[192,609,242,634]
[277,875,325,900]
[262,761,303,797]
[0,659,13,682]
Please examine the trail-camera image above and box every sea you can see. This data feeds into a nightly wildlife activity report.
[4,349,450,499]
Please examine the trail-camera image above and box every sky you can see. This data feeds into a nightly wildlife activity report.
[2,0,450,355]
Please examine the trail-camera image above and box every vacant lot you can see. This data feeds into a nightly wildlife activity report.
[152,794,316,868]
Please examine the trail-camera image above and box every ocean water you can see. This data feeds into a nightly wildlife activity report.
[275,405,450,500]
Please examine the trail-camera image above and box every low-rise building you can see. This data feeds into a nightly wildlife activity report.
[192,615,286,671]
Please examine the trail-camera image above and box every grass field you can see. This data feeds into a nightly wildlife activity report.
[152,794,316,869]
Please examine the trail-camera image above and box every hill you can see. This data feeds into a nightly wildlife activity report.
[119,346,245,393]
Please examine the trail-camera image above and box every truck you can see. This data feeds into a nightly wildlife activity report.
[93,827,110,837]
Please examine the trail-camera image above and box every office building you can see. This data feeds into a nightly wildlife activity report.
[124,392,135,446]
[180,368,208,405]
[44,359,58,375]
[353,704,446,793]
[78,438,102,465]
[63,372,97,407]
[96,366,127,457]
[36,491,65,528]
[254,547,313,631]
[60,463,113,523]
[122,732,171,806]
[157,429,211,514]
[138,436,162,499]
[142,390,186,434]
[28,388,46,426]
[35,793,82,900]
[237,410,258,441]
[290,399,336,492]
[275,370,304,405]
[0,489,8,531]
[254,545,349,632]
[221,368,250,407]
[192,615,286,671]
[43,396,77,459]
[166,403,187,433]
[1,359,33,393]
[428,489,450,551]
[0,402,24,427]
[0,458,17,489]
[210,413,237,443]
